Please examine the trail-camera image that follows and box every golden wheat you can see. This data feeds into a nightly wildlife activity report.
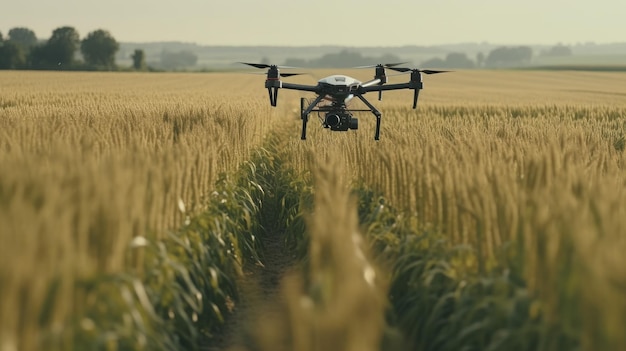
[282,70,626,350]
[0,71,277,350]
[3,69,626,351]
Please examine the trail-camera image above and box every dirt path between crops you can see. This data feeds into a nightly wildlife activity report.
[203,229,297,351]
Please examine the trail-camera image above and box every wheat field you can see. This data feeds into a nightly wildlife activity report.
[284,69,626,351]
[0,71,274,350]
[1,69,626,351]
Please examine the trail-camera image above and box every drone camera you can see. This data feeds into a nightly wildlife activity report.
[350,117,358,130]
[325,113,341,127]
[324,111,358,131]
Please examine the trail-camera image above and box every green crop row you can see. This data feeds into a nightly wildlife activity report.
[56,134,310,351]
[231,140,578,351]
[64,165,262,350]
[353,186,577,351]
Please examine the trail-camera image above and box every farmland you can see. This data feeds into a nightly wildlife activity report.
[1,70,626,351]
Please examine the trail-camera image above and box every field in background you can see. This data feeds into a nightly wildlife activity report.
[1,70,626,350]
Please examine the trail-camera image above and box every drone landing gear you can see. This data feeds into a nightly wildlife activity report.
[268,87,278,107]
[356,95,382,141]
[300,95,325,140]
[300,95,383,140]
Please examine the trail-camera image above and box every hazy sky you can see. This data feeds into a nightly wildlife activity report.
[3,0,625,46]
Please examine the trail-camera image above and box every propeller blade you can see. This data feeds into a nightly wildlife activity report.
[238,62,300,69]
[280,73,305,78]
[353,62,408,69]
[389,67,452,74]
[239,62,271,69]
[421,69,451,74]
[384,62,408,68]
[387,67,412,73]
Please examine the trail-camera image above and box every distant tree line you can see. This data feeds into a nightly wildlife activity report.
[2,29,574,71]
[282,50,403,68]
[0,26,198,71]
[0,26,119,70]
[414,46,535,69]
[539,44,573,57]
[280,45,571,69]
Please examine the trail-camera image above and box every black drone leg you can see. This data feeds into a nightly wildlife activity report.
[301,115,308,140]
[273,88,278,107]
[300,98,307,140]
[300,95,326,141]
[267,87,279,106]
[356,94,383,140]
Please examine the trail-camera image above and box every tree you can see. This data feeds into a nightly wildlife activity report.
[283,57,309,67]
[311,50,367,68]
[307,50,403,68]
[0,40,26,69]
[131,49,146,70]
[485,46,533,68]
[8,27,37,52]
[46,26,80,67]
[81,29,119,69]
[541,44,573,57]
[420,52,474,69]
[28,44,52,68]
[444,52,475,68]
[420,57,446,68]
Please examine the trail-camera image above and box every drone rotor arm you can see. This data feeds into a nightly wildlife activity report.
[280,82,320,93]
[360,82,423,109]
[360,83,411,93]
[360,78,383,88]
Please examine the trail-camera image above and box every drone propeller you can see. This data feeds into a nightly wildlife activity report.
[353,62,408,69]
[245,72,305,78]
[239,62,303,107]
[387,67,451,74]
[382,67,450,108]
[354,63,409,101]
[279,73,305,78]
[239,62,299,69]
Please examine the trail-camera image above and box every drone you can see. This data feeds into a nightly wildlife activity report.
[240,62,449,140]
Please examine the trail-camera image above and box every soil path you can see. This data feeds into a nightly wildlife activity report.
[204,229,296,351]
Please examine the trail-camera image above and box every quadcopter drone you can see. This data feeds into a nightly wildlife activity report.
[241,62,448,140]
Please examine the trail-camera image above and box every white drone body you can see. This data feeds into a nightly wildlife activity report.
[317,75,362,104]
